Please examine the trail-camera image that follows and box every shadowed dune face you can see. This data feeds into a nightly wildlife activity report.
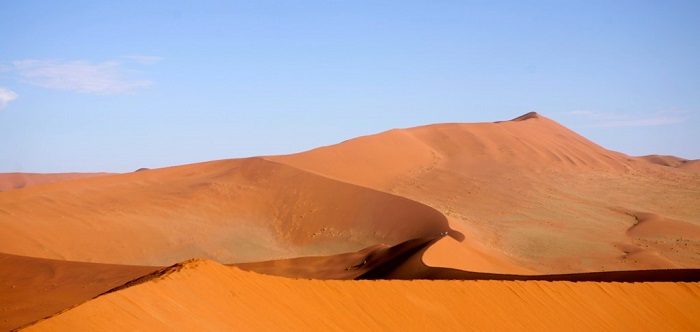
[0,253,158,331]
[0,157,450,265]
[21,259,700,331]
[6,237,698,331]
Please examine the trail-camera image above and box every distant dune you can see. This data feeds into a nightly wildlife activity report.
[0,173,109,192]
[20,259,700,331]
[637,154,700,170]
[1,112,699,330]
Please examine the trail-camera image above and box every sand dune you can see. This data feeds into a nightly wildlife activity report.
[271,113,700,273]
[0,157,449,265]
[637,154,700,170]
[236,234,534,279]
[2,112,699,329]
[0,173,109,192]
[4,113,696,273]
[0,253,157,331]
[21,259,700,331]
[268,112,631,188]
[7,237,698,330]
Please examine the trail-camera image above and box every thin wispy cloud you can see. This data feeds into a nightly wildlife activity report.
[564,110,687,127]
[0,87,18,109]
[10,59,156,95]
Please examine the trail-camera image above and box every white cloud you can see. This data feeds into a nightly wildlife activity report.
[11,59,153,95]
[564,110,687,127]
[0,87,18,108]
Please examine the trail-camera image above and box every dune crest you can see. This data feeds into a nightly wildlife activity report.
[2,113,700,329]
[270,113,700,273]
[509,111,541,121]
[2,113,698,274]
[21,258,700,331]
[0,157,450,265]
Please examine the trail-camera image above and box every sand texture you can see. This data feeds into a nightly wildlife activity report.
[21,259,700,331]
[2,113,699,330]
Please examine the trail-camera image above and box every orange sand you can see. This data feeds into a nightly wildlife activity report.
[3,113,697,272]
[2,112,699,330]
[0,253,157,331]
[270,113,700,273]
[0,173,109,192]
[22,259,700,331]
[0,158,448,266]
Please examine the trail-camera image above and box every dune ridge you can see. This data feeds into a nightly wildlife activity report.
[0,157,451,266]
[7,236,698,331]
[20,258,700,331]
[3,113,696,272]
[2,112,699,330]
[237,235,700,282]
[270,113,700,273]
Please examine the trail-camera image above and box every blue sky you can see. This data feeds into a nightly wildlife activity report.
[1,1,699,172]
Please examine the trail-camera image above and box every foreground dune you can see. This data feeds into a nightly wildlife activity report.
[6,236,698,330]
[21,259,700,331]
[0,253,157,331]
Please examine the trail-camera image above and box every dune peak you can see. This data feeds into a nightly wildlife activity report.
[510,112,541,121]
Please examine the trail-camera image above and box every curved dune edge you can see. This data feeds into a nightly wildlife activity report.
[0,157,451,266]
[19,259,700,331]
[268,113,700,273]
[2,112,699,330]
[6,236,699,330]
[2,113,698,273]
[242,234,700,282]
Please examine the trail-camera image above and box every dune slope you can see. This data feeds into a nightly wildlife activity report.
[2,113,698,274]
[0,158,449,266]
[0,253,157,331]
[270,113,700,273]
[3,113,700,329]
[22,259,700,331]
[0,173,109,192]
